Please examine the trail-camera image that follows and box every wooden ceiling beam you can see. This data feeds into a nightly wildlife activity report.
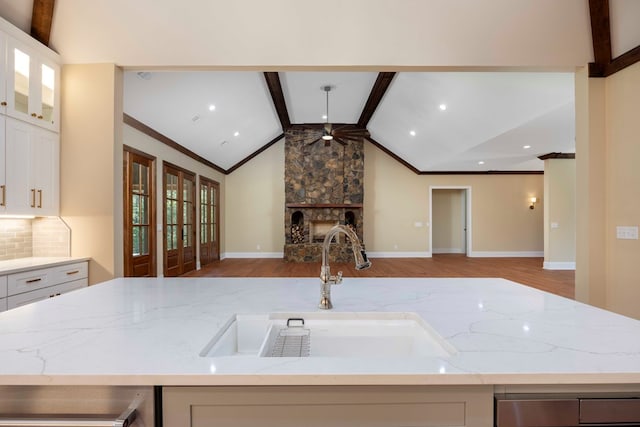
[31,0,56,46]
[588,0,640,77]
[357,72,395,128]
[263,72,291,130]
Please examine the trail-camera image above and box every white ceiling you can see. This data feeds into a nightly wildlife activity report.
[0,1,638,172]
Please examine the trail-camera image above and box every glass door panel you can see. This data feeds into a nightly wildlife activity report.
[124,150,155,277]
[41,63,55,122]
[13,48,29,116]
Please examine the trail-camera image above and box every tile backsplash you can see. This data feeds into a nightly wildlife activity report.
[0,217,70,260]
[33,217,71,257]
[0,219,33,260]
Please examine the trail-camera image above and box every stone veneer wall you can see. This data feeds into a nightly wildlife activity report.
[284,128,365,262]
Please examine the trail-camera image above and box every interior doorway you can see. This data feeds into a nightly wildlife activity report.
[429,186,472,256]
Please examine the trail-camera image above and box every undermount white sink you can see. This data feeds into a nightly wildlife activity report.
[200,312,455,358]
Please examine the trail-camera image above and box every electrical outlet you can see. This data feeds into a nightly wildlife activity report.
[616,226,638,240]
[256,244,261,250]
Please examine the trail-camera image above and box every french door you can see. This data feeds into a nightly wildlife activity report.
[163,163,196,276]
[123,147,155,277]
[199,177,220,266]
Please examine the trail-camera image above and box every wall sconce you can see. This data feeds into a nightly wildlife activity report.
[529,197,537,210]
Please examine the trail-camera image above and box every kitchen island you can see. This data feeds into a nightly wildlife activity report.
[0,277,639,426]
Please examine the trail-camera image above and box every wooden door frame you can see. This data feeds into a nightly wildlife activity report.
[429,186,472,257]
[199,176,220,266]
[162,161,196,276]
[123,145,156,277]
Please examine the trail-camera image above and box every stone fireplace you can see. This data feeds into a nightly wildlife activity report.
[284,128,365,262]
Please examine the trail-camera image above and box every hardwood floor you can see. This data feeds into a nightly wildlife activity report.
[184,255,575,299]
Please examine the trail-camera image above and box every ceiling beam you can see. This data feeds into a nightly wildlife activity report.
[588,0,640,77]
[263,72,291,130]
[30,0,56,46]
[357,72,396,128]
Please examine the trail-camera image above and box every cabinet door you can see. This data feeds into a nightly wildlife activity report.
[5,118,59,215]
[31,127,59,215]
[0,32,7,114]
[5,37,59,132]
[5,117,33,215]
[0,116,5,213]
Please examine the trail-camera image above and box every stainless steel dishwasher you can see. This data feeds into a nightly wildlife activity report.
[0,385,154,427]
[496,394,640,426]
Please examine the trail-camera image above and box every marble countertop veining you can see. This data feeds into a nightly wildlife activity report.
[0,276,639,386]
[0,257,91,276]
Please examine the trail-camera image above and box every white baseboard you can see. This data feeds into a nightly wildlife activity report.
[367,251,432,258]
[468,251,544,258]
[543,261,576,270]
[433,248,465,254]
[221,252,284,259]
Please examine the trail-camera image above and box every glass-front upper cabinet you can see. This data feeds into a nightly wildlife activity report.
[5,37,60,132]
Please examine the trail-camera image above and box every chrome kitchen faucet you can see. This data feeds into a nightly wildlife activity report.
[319,224,371,309]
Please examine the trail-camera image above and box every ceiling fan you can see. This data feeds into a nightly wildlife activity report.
[307,86,369,147]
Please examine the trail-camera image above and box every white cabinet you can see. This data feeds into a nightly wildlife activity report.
[4,116,59,215]
[5,261,88,310]
[0,275,6,313]
[4,35,59,132]
[163,386,493,427]
[0,18,61,217]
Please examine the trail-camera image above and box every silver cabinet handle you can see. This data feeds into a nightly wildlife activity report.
[0,407,136,427]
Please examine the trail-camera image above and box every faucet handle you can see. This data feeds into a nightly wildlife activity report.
[334,271,343,284]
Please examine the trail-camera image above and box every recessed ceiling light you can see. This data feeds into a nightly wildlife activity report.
[439,104,447,111]
[322,114,328,120]
[409,130,416,136]
[208,104,216,111]
[233,131,240,137]
[523,145,531,149]
[478,161,485,165]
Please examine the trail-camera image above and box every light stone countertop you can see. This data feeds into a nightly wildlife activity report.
[0,257,91,275]
[0,276,639,386]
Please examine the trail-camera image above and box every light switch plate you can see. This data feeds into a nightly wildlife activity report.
[616,226,638,240]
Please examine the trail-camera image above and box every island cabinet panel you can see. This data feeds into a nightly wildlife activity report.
[163,385,493,427]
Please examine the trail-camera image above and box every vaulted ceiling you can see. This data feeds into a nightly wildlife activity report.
[1,0,639,174]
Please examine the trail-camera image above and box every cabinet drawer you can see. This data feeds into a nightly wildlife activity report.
[7,279,87,310]
[0,276,7,298]
[8,268,51,295]
[51,262,88,283]
[0,297,6,312]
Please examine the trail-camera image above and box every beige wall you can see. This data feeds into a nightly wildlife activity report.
[220,141,543,257]
[575,67,607,307]
[122,124,226,274]
[60,64,121,285]
[224,139,285,256]
[432,189,465,254]
[603,61,640,319]
[576,62,640,320]
[363,143,544,256]
[543,158,576,268]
